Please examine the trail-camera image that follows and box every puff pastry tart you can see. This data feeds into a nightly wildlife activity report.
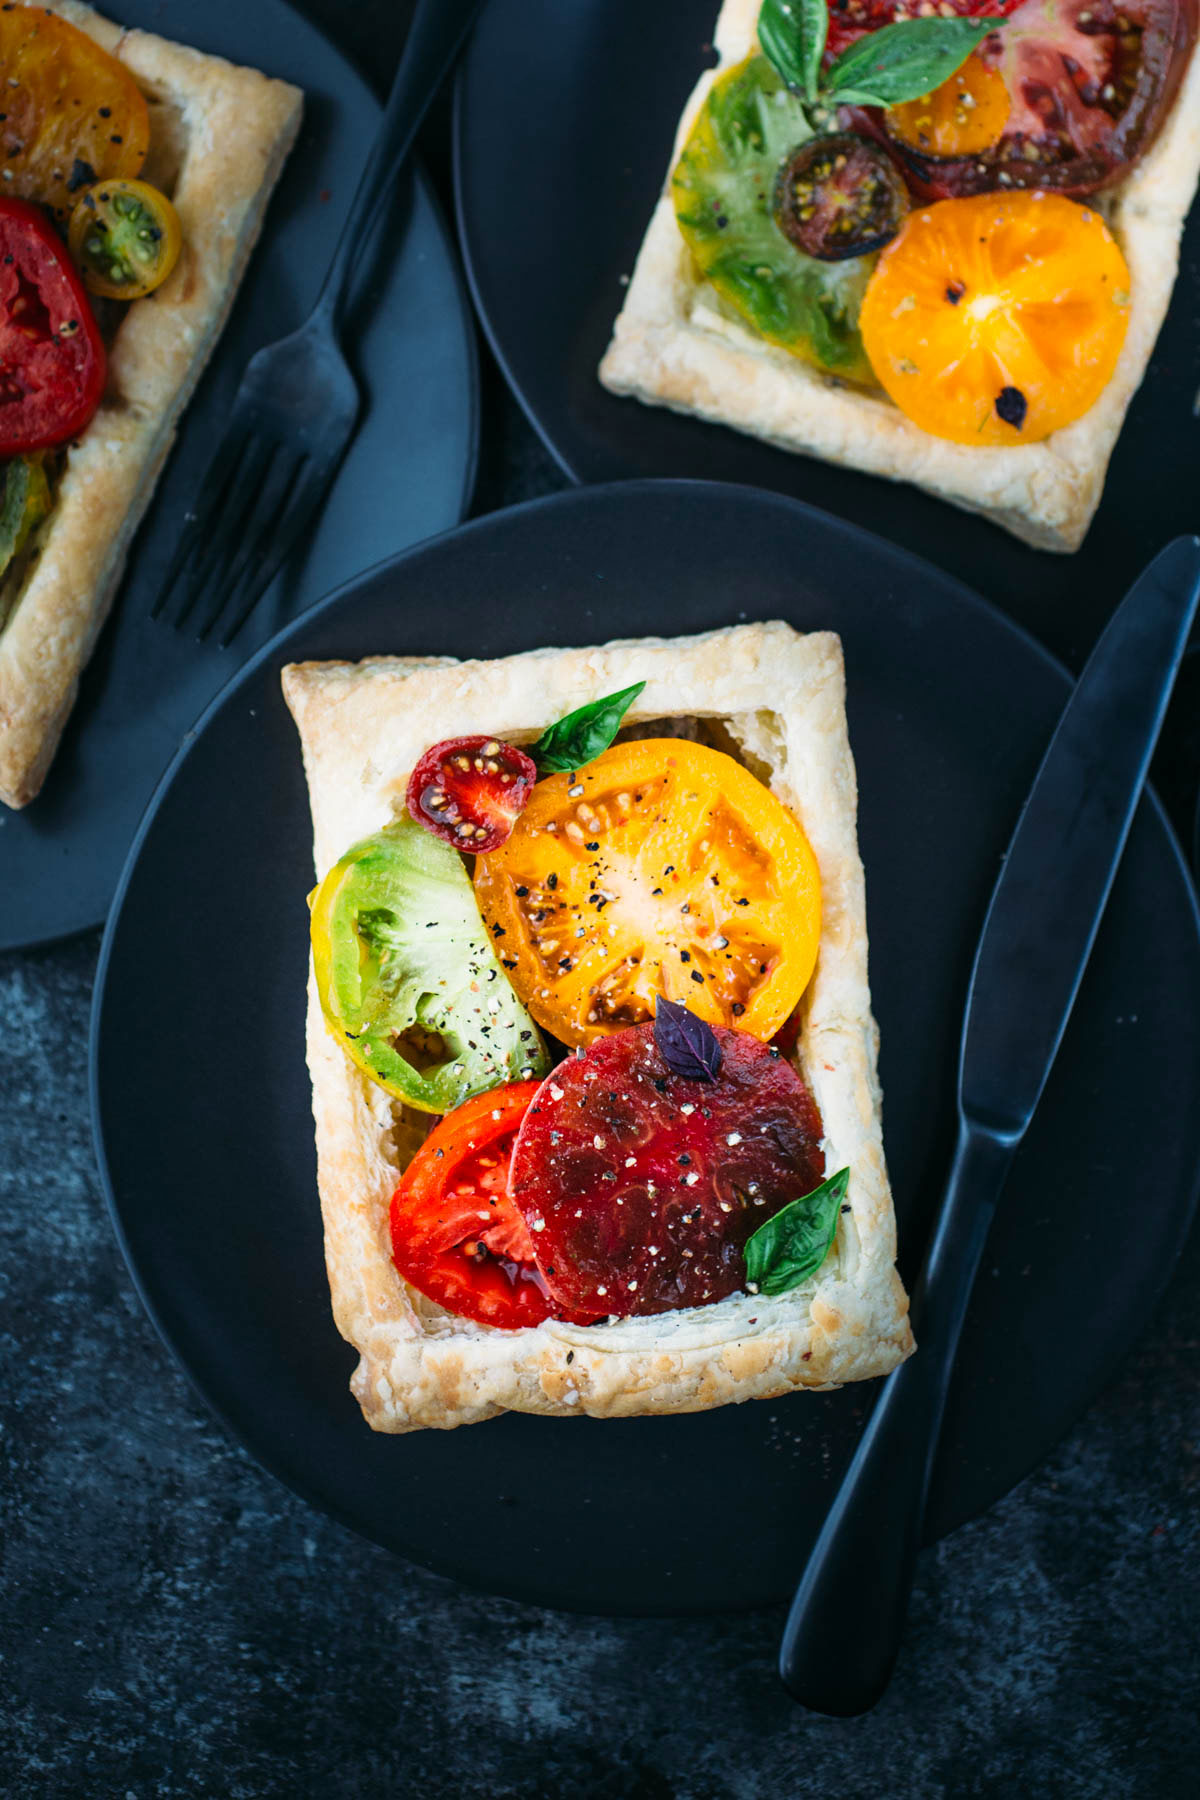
[0,0,301,810]
[283,623,914,1434]
[600,0,1200,552]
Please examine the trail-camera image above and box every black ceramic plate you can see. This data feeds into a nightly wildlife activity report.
[454,0,1200,672]
[91,483,1200,1617]
[0,0,478,953]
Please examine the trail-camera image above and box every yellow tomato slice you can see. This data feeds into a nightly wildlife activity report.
[859,192,1131,447]
[68,178,181,299]
[886,52,1011,159]
[473,739,821,1047]
[0,8,149,219]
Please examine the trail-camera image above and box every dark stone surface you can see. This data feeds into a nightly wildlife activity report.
[2,3,1199,1796]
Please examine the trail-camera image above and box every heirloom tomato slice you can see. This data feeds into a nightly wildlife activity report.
[406,733,537,853]
[0,7,150,220]
[0,197,105,454]
[888,0,1196,197]
[68,178,181,299]
[389,1082,603,1329]
[472,740,822,1048]
[509,1024,827,1317]
[860,192,1130,444]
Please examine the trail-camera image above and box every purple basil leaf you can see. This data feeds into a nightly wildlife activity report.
[653,995,723,1083]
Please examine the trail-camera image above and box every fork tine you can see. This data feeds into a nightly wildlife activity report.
[216,458,330,649]
[150,423,256,623]
[168,434,278,634]
[192,450,309,648]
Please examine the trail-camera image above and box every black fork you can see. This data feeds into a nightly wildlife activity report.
[151,0,483,647]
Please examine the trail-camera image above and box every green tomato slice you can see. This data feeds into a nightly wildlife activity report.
[671,54,876,384]
[311,814,550,1114]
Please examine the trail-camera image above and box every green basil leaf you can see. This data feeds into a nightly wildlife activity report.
[743,1167,849,1297]
[824,17,997,108]
[530,682,645,774]
[757,0,827,102]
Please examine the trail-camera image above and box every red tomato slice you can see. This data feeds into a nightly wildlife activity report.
[389,1081,604,1329]
[825,0,1021,58]
[884,0,1195,197]
[510,1024,826,1317]
[0,198,105,455]
[406,734,537,853]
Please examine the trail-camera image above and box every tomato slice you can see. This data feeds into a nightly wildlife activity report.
[510,1024,827,1317]
[775,133,909,262]
[0,7,150,220]
[0,198,105,455]
[389,1082,603,1329]
[884,50,1012,157]
[887,0,1196,196]
[67,178,182,300]
[472,739,822,1048]
[406,734,538,852]
[860,191,1131,444]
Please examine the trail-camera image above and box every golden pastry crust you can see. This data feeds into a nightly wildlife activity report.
[0,0,302,809]
[282,622,914,1433]
[599,0,1200,553]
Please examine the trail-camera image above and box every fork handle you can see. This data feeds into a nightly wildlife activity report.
[314,0,484,327]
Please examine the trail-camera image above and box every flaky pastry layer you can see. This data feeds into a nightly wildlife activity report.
[599,0,1200,553]
[0,0,302,808]
[282,623,913,1433]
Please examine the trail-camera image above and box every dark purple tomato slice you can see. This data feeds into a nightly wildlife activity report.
[775,133,909,261]
[406,733,537,853]
[509,1023,826,1317]
[889,0,1196,198]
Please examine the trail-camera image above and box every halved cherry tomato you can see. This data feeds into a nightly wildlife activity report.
[510,1023,827,1317]
[0,198,105,455]
[0,7,150,220]
[824,0,1022,58]
[389,1082,603,1329]
[406,734,537,853]
[775,132,908,262]
[68,179,181,300]
[884,50,1012,157]
[859,191,1131,444]
[889,0,1195,197]
[473,740,822,1048]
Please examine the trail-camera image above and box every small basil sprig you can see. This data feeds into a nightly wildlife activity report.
[530,681,645,775]
[654,995,723,1083]
[757,0,1000,118]
[743,1166,848,1296]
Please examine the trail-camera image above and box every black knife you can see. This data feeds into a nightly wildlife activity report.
[779,535,1200,1717]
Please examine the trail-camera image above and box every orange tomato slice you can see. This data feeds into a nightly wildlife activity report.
[885,51,1010,159]
[0,8,150,220]
[472,739,821,1047]
[859,192,1131,447]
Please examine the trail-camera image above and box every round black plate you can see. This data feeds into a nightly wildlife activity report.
[0,0,478,953]
[91,483,1200,1616]
[454,0,1200,672]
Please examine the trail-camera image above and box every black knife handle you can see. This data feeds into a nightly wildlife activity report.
[778,1121,1015,1715]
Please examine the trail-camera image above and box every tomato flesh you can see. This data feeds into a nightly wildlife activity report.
[0,7,150,220]
[407,734,537,853]
[888,0,1196,196]
[390,1082,603,1329]
[510,1024,827,1317]
[0,198,105,455]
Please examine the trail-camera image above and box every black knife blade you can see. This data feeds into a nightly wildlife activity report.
[779,536,1200,1717]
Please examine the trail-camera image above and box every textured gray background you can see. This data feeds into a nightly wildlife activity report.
[3,2,1200,1795]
